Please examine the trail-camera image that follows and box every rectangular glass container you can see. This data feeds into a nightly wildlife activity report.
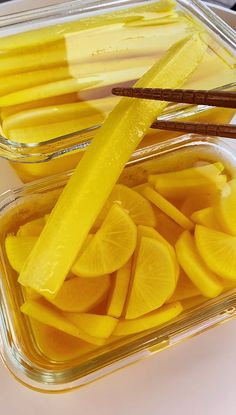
[0,0,235,181]
[1,133,236,392]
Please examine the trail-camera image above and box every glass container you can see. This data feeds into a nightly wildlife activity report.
[1,133,236,392]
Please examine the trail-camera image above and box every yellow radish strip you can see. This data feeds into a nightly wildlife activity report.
[0,78,100,107]
[48,275,110,312]
[5,235,37,273]
[18,35,207,299]
[0,56,152,96]
[6,116,106,144]
[0,64,149,107]
[0,21,182,76]
[107,260,132,318]
[3,98,116,143]
[1,94,79,119]
[114,301,183,336]
[176,231,223,297]
[0,0,175,51]
[21,299,106,346]
[195,225,236,281]
[0,66,72,96]
[148,162,224,199]
[141,185,194,230]
[64,313,118,339]
[3,97,115,129]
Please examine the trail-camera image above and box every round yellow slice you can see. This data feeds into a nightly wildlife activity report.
[94,184,156,229]
[5,235,37,273]
[217,179,236,236]
[126,236,176,319]
[136,225,179,281]
[72,204,137,277]
[195,225,236,281]
[49,275,110,312]
[114,302,183,336]
[176,230,223,297]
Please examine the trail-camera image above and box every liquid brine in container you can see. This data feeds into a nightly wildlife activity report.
[2,137,236,370]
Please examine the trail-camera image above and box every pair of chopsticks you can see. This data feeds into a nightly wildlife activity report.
[112,87,236,139]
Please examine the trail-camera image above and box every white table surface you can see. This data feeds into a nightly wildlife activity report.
[0,1,236,412]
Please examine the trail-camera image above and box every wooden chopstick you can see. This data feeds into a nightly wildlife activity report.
[112,86,236,138]
[150,120,236,139]
[112,87,236,109]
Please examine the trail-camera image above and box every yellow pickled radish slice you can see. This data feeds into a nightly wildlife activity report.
[72,204,137,277]
[48,275,110,312]
[94,184,156,229]
[18,35,207,299]
[167,270,200,303]
[195,225,236,281]
[176,231,223,297]
[65,313,118,339]
[140,185,194,230]
[148,162,224,199]
[217,179,236,236]
[5,235,37,273]
[21,299,106,346]
[107,260,132,318]
[0,0,175,51]
[126,237,176,319]
[191,207,221,230]
[137,225,179,281]
[17,217,46,237]
[114,302,183,336]
[0,77,100,107]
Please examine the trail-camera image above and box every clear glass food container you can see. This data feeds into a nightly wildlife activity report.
[0,0,235,182]
[1,133,236,392]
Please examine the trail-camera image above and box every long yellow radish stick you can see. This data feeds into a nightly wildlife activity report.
[0,0,175,51]
[0,20,187,76]
[0,78,100,107]
[0,55,155,96]
[0,65,149,107]
[18,35,207,299]
[3,97,115,143]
